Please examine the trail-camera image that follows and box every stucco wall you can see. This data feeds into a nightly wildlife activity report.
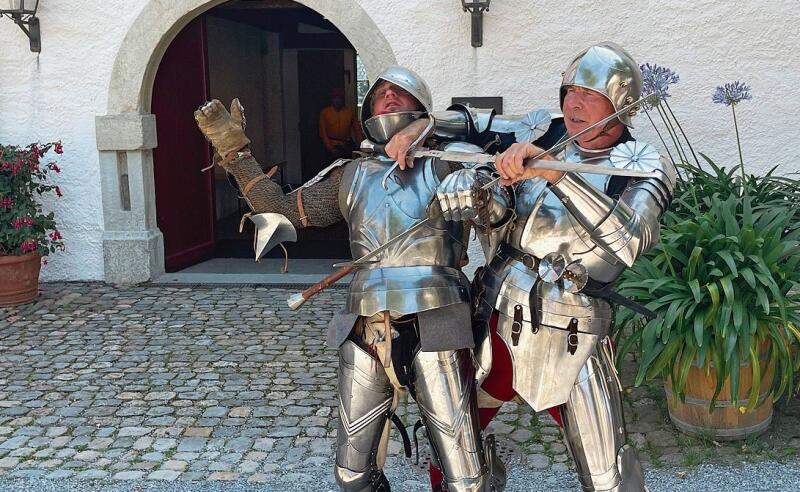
[0,0,796,281]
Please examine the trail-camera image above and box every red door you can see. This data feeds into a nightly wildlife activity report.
[152,17,215,272]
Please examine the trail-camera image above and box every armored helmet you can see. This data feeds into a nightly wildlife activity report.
[360,66,433,143]
[560,42,643,128]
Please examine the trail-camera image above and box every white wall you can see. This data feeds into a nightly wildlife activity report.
[0,1,147,281]
[0,0,797,281]
[358,0,797,176]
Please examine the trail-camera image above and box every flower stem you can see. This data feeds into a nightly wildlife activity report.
[731,103,746,192]
[644,109,683,184]
[657,105,688,164]
[664,100,700,167]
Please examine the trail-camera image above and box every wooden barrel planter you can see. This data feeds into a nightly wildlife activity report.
[0,253,41,306]
[664,349,773,441]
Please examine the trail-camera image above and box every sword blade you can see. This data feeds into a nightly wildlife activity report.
[411,150,658,178]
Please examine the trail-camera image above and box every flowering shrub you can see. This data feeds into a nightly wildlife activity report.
[0,142,65,258]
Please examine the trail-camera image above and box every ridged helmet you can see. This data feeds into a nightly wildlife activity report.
[560,42,643,128]
[360,66,433,141]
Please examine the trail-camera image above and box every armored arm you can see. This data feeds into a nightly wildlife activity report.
[548,153,676,267]
[223,154,345,228]
[434,144,514,228]
[431,104,554,151]
[195,99,344,228]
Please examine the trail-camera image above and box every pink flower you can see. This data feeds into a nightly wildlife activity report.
[20,240,38,253]
[41,258,48,265]
[13,217,34,229]
[55,186,63,198]
[49,230,62,241]
[54,142,63,154]
[0,197,12,208]
[48,162,61,173]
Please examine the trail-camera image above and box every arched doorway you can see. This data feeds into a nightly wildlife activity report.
[97,0,397,282]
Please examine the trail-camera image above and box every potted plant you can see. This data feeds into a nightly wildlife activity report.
[0,141,65,306]
[613,74,800,439]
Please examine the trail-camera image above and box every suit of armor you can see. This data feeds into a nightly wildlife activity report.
[195,67,505,492]
[431,43,676,491]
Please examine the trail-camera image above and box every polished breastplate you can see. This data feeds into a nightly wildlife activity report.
[507,143,626,284]
[341,156,469,316]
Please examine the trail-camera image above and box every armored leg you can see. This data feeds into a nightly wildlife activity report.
[414,349,497,492]
[334,340,394,492]
[560,344,645,492]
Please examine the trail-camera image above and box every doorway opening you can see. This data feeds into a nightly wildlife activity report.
[151,0,369,272]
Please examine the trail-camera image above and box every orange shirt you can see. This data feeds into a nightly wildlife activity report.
[319,106,360,151]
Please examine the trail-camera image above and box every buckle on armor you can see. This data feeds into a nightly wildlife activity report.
[567,318,579,355]
[511,305,524,346]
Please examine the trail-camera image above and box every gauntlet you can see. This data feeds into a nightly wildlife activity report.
[194,98,251,166]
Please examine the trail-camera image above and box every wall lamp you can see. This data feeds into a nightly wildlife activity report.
[0,0,40,52]
[461,0,491,48]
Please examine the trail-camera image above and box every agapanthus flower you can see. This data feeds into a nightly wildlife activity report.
[712,81,752,106]
[640,63,680,109]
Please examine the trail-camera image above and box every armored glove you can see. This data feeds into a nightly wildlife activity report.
[435,168,491,222]
[194,99,251,167]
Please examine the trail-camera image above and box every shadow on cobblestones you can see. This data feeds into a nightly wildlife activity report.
[0,282,798,489]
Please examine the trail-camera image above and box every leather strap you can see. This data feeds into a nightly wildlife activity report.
[296,187,310,227]
[243,174,269,195]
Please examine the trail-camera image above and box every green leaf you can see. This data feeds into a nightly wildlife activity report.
[688,279,703,303]
[716,251,739,277]
[719,276,735,305]
[740,267,757,289]
[694,309,705,347]
[707,283,721,310]
[755,286,770,315]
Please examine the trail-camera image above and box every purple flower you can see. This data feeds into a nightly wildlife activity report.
[712,81,752,106]
[640,63,680,109]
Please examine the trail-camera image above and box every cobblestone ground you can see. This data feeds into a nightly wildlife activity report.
[1,283,798,490]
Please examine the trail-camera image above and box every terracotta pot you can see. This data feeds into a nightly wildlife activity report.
[664,344,773,441]
[0,252,41,306]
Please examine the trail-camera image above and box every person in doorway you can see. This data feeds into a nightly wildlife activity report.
[319,87,362,159]
[194,66,507,491]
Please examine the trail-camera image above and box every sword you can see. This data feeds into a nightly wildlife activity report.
[404,150,661,179]
[287,95,652,310]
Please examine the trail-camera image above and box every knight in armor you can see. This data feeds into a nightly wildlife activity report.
[393,43,675,491]
[193,67,508,491]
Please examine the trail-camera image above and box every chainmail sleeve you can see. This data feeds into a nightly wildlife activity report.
[224,154,344,228]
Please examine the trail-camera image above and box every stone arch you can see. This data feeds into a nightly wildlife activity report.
[96,0,396,283]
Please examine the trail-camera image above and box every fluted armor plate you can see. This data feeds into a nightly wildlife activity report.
[413,349,491,491]
[341,155,469,316]
[484,250,611,411]
[335,341,394,491]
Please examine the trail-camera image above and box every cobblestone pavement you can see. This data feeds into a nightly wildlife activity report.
[1,283,799,490]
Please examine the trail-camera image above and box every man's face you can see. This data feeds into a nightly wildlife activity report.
[562,86,624,149]
[371,81,420,116]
